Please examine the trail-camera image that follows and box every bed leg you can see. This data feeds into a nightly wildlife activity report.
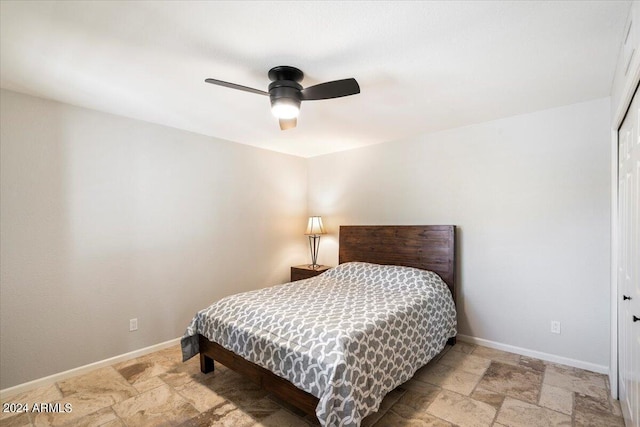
[447,337,456,346]
[200,353,215,373]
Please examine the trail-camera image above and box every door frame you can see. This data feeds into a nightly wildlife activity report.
[611,57,640,400]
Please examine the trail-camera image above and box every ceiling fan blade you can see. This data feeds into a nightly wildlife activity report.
[205,78,268,96]
[301,78,360,101]
[279,117,297,130]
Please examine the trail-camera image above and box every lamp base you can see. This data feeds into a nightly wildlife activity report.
[308,235,322,268]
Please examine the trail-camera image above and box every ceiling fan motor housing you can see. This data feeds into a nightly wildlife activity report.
[268,81,302,110]
[268,66,304,111]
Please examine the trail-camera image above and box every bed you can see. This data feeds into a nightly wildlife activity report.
[181,225,457,426]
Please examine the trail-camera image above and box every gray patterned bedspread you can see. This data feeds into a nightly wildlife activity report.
[181,262,456,427]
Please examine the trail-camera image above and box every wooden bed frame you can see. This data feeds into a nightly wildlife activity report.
[198,225,457,417]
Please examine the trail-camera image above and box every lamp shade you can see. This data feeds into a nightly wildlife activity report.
[305,216,326,235]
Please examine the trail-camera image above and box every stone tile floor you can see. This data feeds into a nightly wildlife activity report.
[0,342,624,426]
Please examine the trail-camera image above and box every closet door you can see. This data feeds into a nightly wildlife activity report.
[619,86,640,427]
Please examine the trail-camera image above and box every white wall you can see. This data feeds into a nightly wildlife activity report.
[0,89,307,389]
[308,98,612,369]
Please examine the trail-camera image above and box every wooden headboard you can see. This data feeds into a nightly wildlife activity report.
[339,225,456,302]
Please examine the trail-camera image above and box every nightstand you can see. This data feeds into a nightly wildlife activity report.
[290,265,331,282]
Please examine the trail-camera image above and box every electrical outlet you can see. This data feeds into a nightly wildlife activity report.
[129,318,138,332]
[550,320,561,334]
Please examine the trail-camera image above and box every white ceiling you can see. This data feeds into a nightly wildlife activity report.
[0,1,631,158]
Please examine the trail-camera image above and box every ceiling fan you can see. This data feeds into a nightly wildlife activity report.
[205,66,360,130]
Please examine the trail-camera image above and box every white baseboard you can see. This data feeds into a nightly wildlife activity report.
[457,334,609,375]
[0,337,181,400]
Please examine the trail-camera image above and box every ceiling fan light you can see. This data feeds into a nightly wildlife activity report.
[271,98,300,119]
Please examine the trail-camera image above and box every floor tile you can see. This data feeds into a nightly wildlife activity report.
[391,388,442,420]
[375,409,454,426]
[265,394,308,418]
[495,397,571,427]
[177,401,254,427]
[400,378,443,395]
[253,408,312,427]
[471,347,521,366]
[538,383,573,415]
[573,393,625,427]
[114,353,176,386]
[156,345,185,364]
[1,384,62,421]
[610,395,623,417]
[202,370,270,408]
[32,392,119,426]
[174,378,227,412]
[426,390,496,427]
[546,363,607,385]
[574,391,611,413]
[437,350,491,376]
[451,342,475,354]
[31,367,134,426]
[412,363,481,396]
[57,366,136,402]
[476,361,542,404]
[543,363,608,399]
[231,396,282,421]
[429,345,452,364]
[159,357,214,389]
[0,412,31,427]
[519,356,546,373]
[61,406,120,427]
[574,410,626,427]
[303,414,322,426]
[132,376,166,393]
[470,385,505,410]
[112,384,198,426]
